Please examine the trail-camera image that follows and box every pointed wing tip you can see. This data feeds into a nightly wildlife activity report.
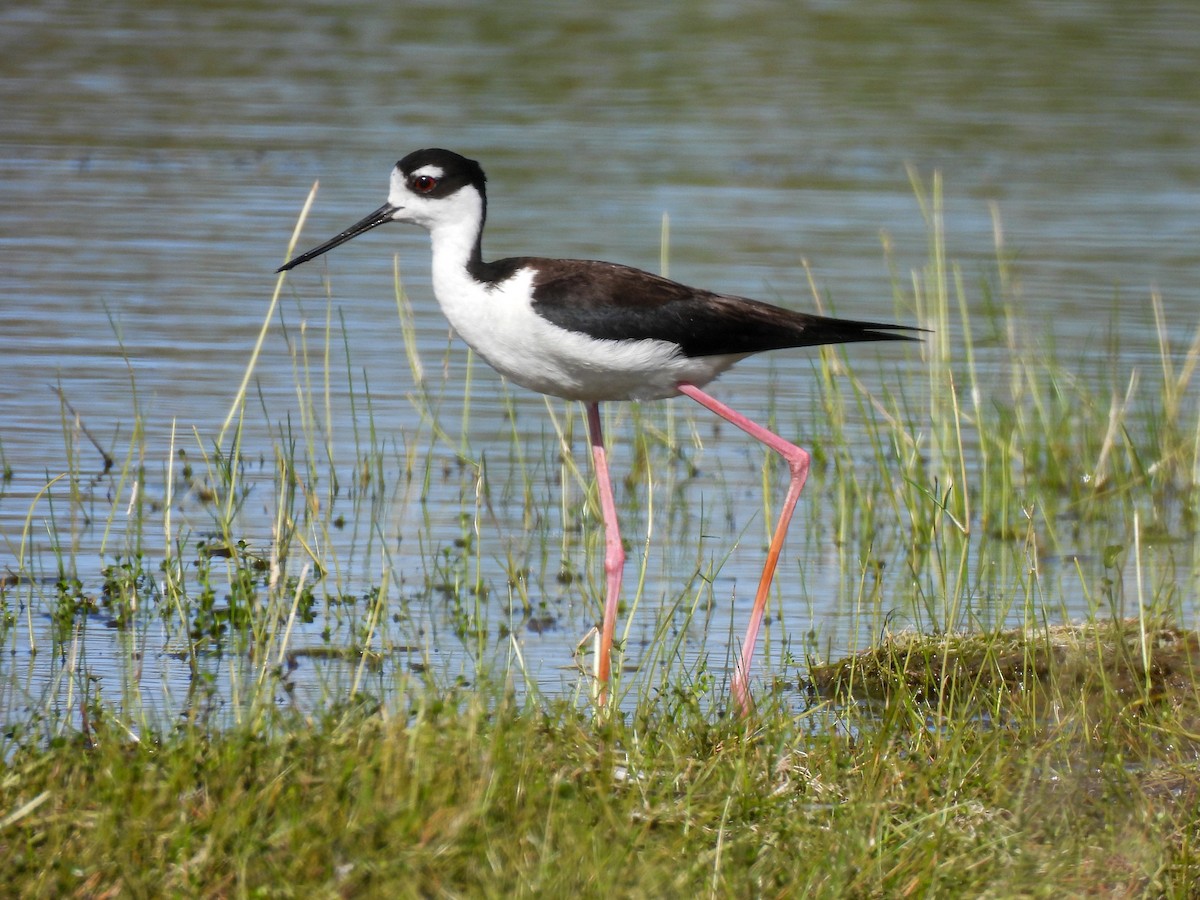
[857,323,932,342]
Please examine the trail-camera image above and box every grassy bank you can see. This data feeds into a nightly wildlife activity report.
[4,632,1200,897]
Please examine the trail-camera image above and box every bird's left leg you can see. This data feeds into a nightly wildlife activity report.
[676,383,811,716]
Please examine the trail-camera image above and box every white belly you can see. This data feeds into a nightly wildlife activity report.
[485,327,744,401]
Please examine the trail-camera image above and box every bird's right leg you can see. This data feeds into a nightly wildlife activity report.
[586,402,625,706]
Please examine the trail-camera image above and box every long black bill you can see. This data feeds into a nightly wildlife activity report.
[277,203,401,273]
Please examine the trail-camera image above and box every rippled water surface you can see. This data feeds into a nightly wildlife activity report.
[2,0,1198,722]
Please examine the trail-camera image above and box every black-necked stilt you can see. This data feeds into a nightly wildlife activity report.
[279,148,920,714]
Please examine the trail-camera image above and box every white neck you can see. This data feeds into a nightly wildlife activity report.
[422,194,490,334]
[428,216,480,278]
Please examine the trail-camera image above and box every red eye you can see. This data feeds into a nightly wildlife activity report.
[412,174,438,193]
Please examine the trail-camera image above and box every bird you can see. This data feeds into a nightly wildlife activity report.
[278,148,920,715]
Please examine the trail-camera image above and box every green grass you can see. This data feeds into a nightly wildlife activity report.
[4,670,1200,896]
[2,172,1199,894]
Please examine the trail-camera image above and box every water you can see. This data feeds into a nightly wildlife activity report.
[2,0,1199,726]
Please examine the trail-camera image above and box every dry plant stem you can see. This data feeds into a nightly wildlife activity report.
[587,401,625,706]
[676,382,811,716]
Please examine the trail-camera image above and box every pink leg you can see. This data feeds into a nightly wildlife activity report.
[586,402,625,706]
[676,382,811,716]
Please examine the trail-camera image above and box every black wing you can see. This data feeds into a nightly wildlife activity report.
[523,258,920,358]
